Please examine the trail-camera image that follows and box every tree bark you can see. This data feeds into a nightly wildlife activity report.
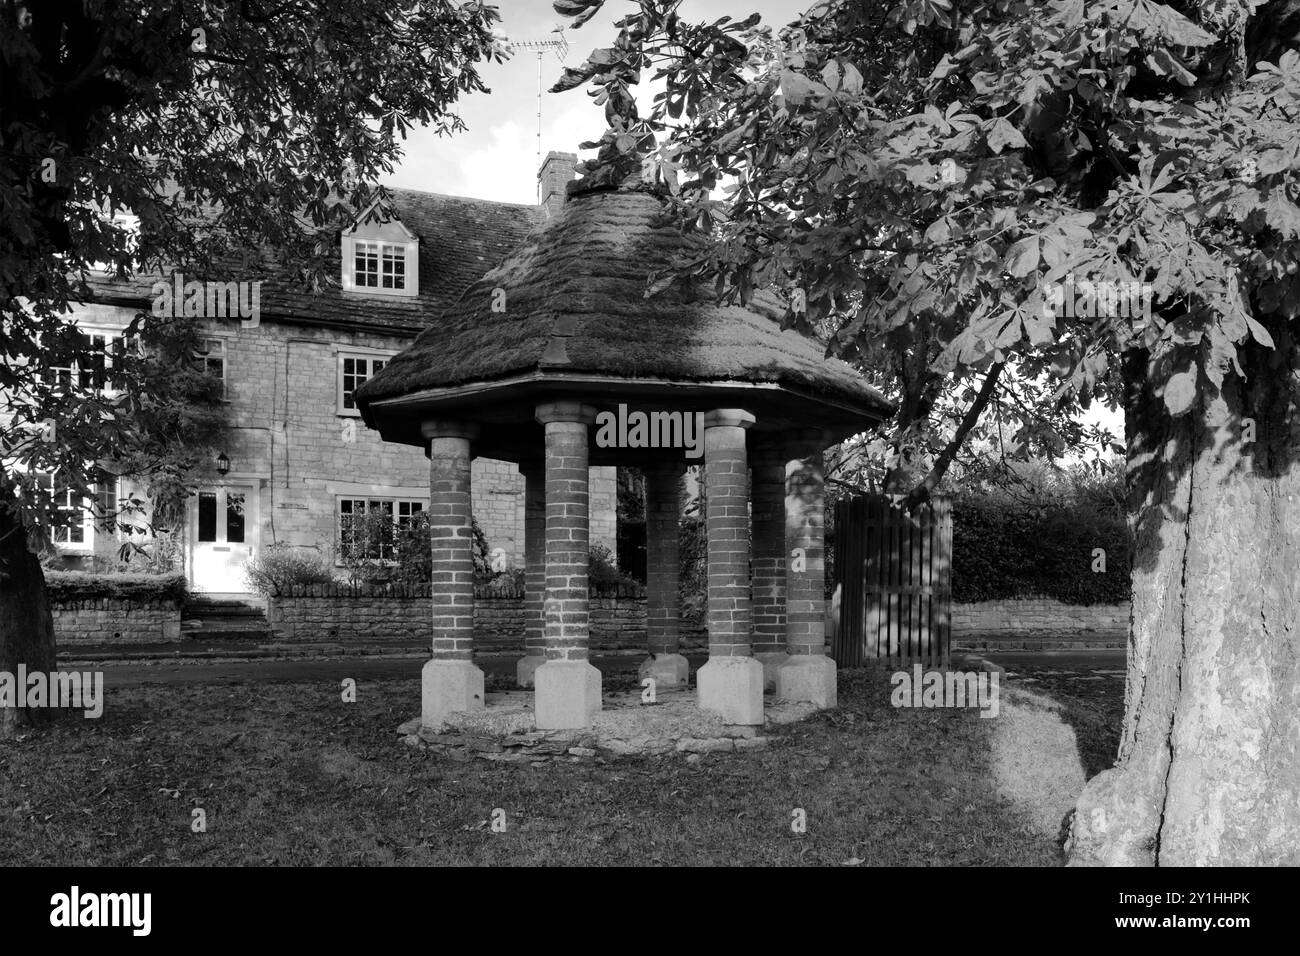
[1066,343,1300,865]
[0,492,57,739]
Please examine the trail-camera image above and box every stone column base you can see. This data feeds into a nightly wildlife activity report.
[637,653,690,690]
[422,659,485,730]
[516,654,546,688]
[775,655,837,709]
[696,656,764,725]
[534,660,602,729]
[753,651,790,692]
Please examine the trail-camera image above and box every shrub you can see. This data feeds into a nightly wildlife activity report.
[45,571,188,603]
[589,542,641,589]
[483,566,525,593]
[244,543,336,596]
[678,514,707,624]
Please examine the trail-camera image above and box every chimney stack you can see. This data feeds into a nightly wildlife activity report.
[538,151,578,218]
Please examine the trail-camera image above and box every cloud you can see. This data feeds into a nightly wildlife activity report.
[387,101,601,205]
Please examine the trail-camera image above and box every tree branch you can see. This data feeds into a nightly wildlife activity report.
[902,360,1005,510]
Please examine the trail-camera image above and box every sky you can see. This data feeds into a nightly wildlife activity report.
[387,0,799,204]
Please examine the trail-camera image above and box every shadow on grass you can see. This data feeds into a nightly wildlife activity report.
[0,665,1120,866]
[991,665,1125,780]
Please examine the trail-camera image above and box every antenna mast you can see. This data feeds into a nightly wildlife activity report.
[512,26,569,188]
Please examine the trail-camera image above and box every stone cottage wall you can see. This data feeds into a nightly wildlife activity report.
[46,304,619,583]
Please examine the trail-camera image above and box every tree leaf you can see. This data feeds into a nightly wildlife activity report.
[1263,190,1300,239]
[1004,236,1040,277]
[779,71,822,108]
[1145,48,1196,85]
[925,217,952,243]
[987,117,1027,154]
[1245,316,1275,348]
[821,60,841,91]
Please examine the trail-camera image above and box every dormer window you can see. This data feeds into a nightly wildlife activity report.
[354,240,406,290]
[342,199,418,298]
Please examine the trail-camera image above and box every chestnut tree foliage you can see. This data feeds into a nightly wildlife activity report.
[556,0,1299,494]
[557,0,1300,864]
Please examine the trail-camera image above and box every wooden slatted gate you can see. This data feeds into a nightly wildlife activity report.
[831,495,952,669]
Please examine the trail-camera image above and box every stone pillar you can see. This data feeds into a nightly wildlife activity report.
[750,444,788,690]
[516,462,546,687]
[420,421,484,729]
[696,409,764,725]
[776,431,836,708]
[638,461,689,689]
[533,402,602,728]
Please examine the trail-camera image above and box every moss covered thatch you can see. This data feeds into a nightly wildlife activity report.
[354,182,889,414]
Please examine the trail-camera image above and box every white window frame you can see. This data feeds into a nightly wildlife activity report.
[47,327,133,397]
[341,211,419,298]
[353,240,410,291]
[196,336,229,400]
[34,472,96,552]
[335,495,425,565]
[336,350,395,416]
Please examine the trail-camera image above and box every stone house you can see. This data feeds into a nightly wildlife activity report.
[40,155,618,593]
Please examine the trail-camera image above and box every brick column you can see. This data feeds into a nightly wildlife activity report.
[420,421,484,729]
[637,461,689,689]
[533,402,602,728]
[750,444,788,690]
[776,430,837,708]
[516,462,546,687]
[695,409,764,725]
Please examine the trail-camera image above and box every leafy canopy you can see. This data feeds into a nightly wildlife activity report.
[553,0,1300,502]
[1,0,507,541]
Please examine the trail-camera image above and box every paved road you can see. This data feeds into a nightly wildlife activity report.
[75,648,1125,689]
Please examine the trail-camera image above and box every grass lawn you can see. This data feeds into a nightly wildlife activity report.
[0,667,1121,866]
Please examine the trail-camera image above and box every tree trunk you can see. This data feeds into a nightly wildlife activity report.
[0,492,57,739]
[1066,344,1300,865]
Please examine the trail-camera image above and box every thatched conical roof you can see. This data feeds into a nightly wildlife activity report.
[355,180,891,455]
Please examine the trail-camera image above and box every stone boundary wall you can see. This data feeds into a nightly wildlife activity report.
[267,582,667,651]
[950,597,1129,647]
[54,589,1122,651]
[53,598,183,645]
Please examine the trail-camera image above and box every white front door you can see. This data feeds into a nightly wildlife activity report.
[189,485,259,593]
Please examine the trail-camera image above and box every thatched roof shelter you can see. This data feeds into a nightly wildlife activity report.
[355,179,891,462]
[365,172,892,731]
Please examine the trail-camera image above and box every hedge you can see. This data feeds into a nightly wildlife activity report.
[823,492,1130,606]
[951,498,1131,605]
[44,571,188,603]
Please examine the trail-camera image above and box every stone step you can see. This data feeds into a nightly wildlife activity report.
[184,593,265,611]
[182,590,271,641]
[182,616,268,628]
[184,606,265,620]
